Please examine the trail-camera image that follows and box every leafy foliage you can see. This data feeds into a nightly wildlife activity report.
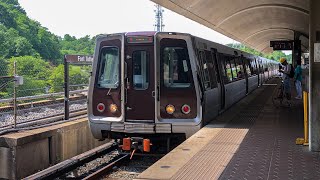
[0,1,94,98]
[226,43,292,63]
[0,1,61,62]
[48,64,90,92]
[60,34,95,56]
[8,56,52,79]
[4,56,52,97]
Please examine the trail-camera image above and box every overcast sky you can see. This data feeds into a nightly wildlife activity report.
[18,0,235,45]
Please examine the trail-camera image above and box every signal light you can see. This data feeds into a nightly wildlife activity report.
[109,104,118,113]
[181,104,191,114]
[166,104,175,114]
[97,103,105,112]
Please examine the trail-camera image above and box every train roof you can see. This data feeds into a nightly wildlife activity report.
[125,31,157,36]
[96,31,277,64]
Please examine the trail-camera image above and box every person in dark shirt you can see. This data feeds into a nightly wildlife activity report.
[294,64,302,99]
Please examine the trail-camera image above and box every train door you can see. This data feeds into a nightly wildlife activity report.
[211,48,225,110]
[125,45,155,122]
[254,58,260,86]
[240,55,249,94]
[158,38,198,121]
[197,49,220,123]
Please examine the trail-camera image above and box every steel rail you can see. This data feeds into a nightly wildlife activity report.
[0,97,86,113]
[23,141,118,180]
[0,109,88,135]
[0,108,87,131]
[0,89,87,104]
[83,153,130,180]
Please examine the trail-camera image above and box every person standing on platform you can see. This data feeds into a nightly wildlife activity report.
[279,57,292,100]
[294,63,302,99]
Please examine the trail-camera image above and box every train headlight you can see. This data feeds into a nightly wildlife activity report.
[166,104,175,114]
[109,104,118,113]
[97,103,105,112]
[181,104,191,114]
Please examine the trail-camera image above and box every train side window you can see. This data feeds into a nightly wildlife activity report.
[162,46,191,88]
[250,58,257,75]
[132,50,149,90]
[198,50,211,90]
[224,57,234,82]
[205,50,218,88]
[229,58,238,80]
[253,58,259,75]
[234,57,245,79]
[219,54,231,84]
[244,58,252,76]
[97,46,119,88]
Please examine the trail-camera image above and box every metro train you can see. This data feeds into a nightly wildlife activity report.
[88,31,277,151]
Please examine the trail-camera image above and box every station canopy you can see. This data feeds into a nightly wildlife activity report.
[151,0,309,54]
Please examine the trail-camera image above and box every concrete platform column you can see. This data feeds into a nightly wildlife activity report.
[309,0,320,151]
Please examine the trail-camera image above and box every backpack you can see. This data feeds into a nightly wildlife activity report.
[289,64,294,78]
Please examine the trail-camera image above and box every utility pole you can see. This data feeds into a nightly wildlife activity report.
[154,4,164,32]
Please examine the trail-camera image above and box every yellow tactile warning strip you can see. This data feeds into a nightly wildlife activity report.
[171,128,248,180]
[136,126,224,180]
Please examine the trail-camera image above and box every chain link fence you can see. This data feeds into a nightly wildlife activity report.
[0,56,92,131]
[0,59,14,128]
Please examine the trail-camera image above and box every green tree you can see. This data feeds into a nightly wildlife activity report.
[0,1,62,63]
[59,34,95,56]
[226,43,293,62]
[49,65,90,92]
[8,56,52,80]
[0,58,9,98]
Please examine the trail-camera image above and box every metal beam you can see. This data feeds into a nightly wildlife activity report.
[217,4,309,27]
[243,28,295,42]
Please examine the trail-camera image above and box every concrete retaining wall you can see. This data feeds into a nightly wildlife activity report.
[0,118,107,179]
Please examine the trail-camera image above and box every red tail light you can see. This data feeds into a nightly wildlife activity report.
[181,104,191,114]
[97,103,105,112]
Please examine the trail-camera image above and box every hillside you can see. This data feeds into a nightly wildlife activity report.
[0,0,95,64]
[0,0,95,98]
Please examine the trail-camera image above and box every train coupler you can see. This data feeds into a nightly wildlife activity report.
[120,137,152,159]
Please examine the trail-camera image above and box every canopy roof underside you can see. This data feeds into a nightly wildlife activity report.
[151,0,309,54]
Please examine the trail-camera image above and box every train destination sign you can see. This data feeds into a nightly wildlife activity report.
[127,36,153,44]
[270,40,293,50]
[64,55,93,63]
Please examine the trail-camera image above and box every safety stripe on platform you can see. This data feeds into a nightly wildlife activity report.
[171,128,248,180]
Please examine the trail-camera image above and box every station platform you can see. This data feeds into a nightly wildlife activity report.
[137,79,320,180]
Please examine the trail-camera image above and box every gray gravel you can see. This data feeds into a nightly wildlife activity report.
[104,155,161,180]
[61,151,120,179]
[0,100,87,127]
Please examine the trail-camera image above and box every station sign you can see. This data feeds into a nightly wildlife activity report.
[270,40,293,50]
[64,55,93,63]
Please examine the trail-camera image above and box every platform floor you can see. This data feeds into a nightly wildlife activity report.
[137,79,320,180]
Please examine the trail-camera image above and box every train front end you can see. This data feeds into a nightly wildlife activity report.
[88,32,202,151]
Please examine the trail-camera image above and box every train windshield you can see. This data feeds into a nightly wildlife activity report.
[97,46,119,88]
[162,46,191,88]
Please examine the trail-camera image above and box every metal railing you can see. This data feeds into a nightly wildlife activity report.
[0,56,92,130]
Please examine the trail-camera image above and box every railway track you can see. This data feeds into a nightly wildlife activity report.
[0,108,88,133]
[0,95,86,113]
[0,95,87,131]
[23,141,164,180]
[24,141,130,180]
